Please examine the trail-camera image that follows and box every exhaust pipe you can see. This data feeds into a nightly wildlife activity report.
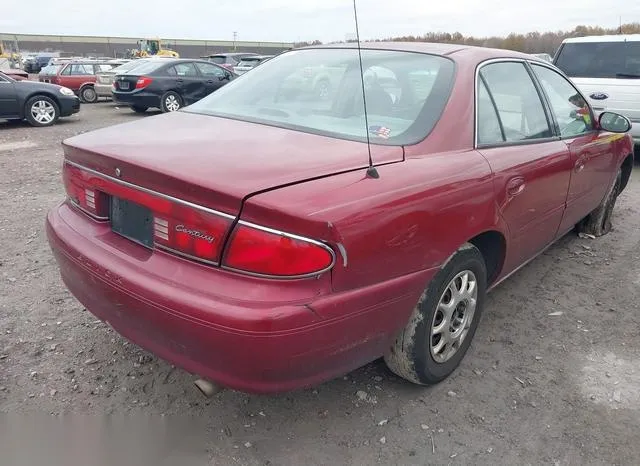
[194,378,223,397]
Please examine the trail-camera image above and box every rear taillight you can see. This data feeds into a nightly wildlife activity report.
[223,223,335,277]
[63,162,335,276]
[63,162,232,263]
[63,164,109,219]
[152,207,232,264]
[135,76,153,89]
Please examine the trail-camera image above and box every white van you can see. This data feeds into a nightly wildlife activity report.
[553,34,640,148]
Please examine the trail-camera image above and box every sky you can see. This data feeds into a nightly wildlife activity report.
[2,0,639,44]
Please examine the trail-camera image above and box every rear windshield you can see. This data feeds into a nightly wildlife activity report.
[237,58,261,66]
[109,60,142,74]
[186,49,455,146]
[555,41,640,78]
[208,56,226,64]
[121,61,166,75]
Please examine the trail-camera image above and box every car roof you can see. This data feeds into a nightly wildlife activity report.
[206,52,258,57]
[124,58,226,66]
[149,58,201,63]
[561,34,640,43]
[304,42,546,65]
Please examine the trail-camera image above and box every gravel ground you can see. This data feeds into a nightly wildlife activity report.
[1,103,639,465]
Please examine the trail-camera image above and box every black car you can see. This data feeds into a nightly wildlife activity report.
[112,58,235,113]
[0,71,80,127]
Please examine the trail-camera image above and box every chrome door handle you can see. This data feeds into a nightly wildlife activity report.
[507,177,525,196]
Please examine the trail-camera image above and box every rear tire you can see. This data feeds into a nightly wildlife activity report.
[160,91,182,113]
[131,105,148,114]
[24,95,60,127]
[384,243,487,385]
[80,85,98,103]
[576,168,622,237]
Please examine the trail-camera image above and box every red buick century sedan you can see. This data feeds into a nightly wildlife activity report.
[46,43,634,393]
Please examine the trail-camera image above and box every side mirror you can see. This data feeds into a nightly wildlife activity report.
[598,112,631,133]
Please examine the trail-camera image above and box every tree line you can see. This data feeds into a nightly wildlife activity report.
[296,23,640,55]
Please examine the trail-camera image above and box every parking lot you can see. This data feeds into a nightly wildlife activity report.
[1,102,639,464]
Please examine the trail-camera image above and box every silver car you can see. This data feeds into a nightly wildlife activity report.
[233,55,274,75]
[94,59,153,99]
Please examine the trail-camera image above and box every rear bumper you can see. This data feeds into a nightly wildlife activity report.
[94,83,113,98]
[112,91,160,109]
[46,202,431,393]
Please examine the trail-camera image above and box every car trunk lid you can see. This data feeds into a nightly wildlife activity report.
[113,74,139,92]
[62,110,404,215]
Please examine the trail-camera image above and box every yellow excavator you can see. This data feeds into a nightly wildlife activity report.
[0,43,21,69]
[128,39,179,58]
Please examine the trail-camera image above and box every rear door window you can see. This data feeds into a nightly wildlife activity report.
[480,62,552,142]
[68,64,95,75]
[167,63,198,77]
[554,41,640,78]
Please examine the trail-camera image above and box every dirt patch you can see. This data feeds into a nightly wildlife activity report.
[1,104,640,465]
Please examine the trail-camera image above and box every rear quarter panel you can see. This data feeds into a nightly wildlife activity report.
[239,150,500,294]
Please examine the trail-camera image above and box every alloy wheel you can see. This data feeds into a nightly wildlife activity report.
[30,100,56,124]
[165,95,181,112]
[430,270,478,363]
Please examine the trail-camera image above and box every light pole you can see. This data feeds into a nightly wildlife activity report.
[233,31,238,51]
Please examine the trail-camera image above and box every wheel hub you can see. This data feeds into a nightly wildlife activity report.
[31,101,54,123]
[430,270,478,363]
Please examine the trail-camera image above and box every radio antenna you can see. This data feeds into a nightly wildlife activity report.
[352,0,379,179]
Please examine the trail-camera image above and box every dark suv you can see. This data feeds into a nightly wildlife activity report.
[24,54,56,74]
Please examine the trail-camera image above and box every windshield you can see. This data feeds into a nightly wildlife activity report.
[186,49,455,145]
[555,41,640,78]
[39,65,63,75]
